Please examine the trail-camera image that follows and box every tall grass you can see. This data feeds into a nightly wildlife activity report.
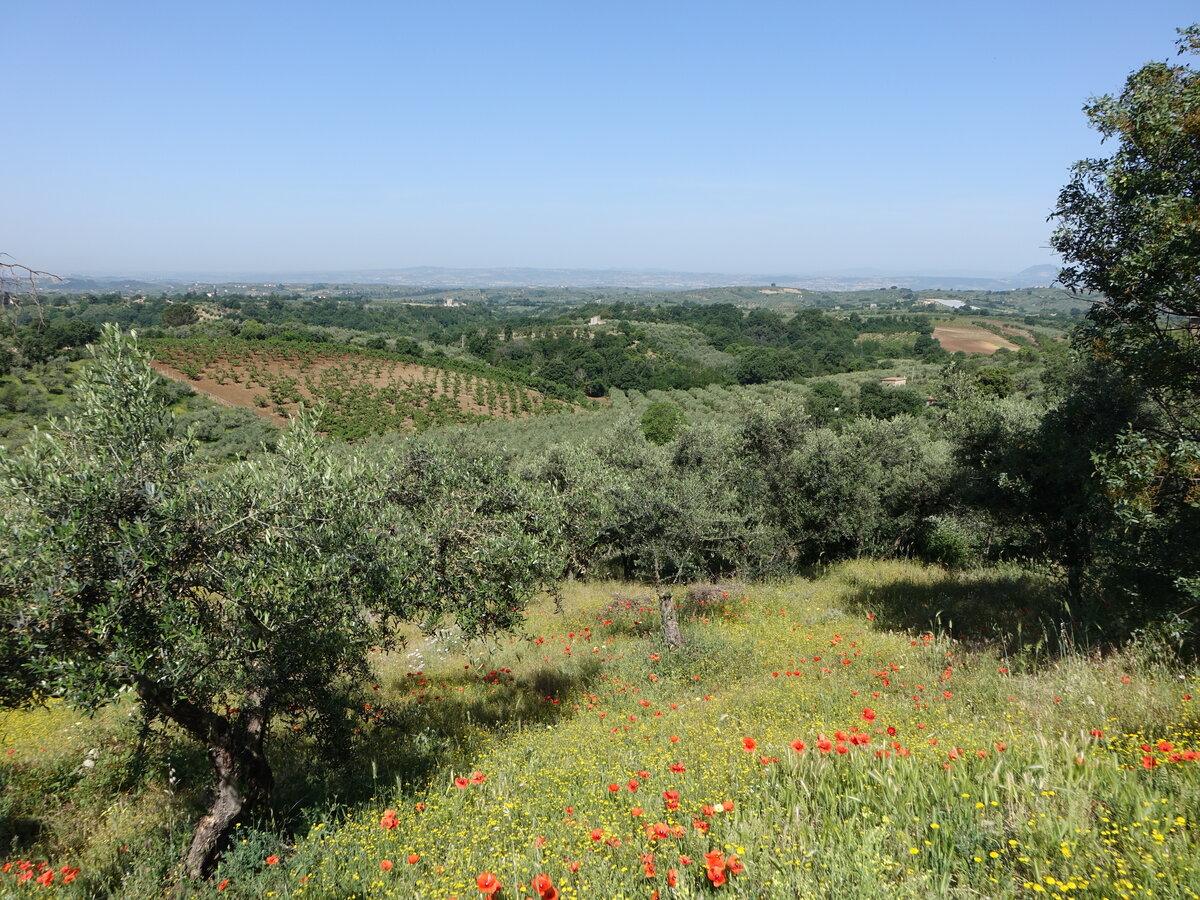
[2,563,1198,897]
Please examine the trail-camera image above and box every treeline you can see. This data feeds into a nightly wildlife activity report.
[453,306,951,394]
[406,345,1194,648]
[10,292,1085,411]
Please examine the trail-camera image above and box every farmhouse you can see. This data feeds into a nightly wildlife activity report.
[879,376,908,388]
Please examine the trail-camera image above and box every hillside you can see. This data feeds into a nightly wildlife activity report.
[147,338,570,440]
[3,564,1197,897]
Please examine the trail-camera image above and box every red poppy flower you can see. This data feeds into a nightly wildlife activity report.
[791,739,806,752]
[380,810,399,830]
[608,783,621,793]
[742,737,757,752]
[265,856,279,866]
[861,708,876,721]
[454,777,469,789]
[590,828,604,841]
[407,853,420,864]
[477,871,501,895]
[380,860,394,872]
[532,873,554,896]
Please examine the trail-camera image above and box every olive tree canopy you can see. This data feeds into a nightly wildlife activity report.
[0,327,559,880]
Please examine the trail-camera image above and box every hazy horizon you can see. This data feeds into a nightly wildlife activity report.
[10,1,1197,276]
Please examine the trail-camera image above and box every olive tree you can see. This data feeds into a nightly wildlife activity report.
[0,327,557,880]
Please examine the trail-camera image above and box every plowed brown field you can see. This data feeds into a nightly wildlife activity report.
[933,326,1019,355]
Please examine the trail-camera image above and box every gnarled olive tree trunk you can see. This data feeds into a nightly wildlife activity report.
[136,679,274,880]
[184,725,274,880]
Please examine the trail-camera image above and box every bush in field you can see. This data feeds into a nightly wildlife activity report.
[857,381,926,419]
[161,303,199,327]
[0,327,559,882]
[640,400,685,445]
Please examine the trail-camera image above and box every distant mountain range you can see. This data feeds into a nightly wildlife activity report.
[51,264,1061,293]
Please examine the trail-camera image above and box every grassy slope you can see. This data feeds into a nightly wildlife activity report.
[6,562,1195,897]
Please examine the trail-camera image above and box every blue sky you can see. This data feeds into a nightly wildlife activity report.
[8,1,1198,278]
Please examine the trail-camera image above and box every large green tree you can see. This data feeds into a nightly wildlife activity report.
[1051,25,1200,443]
[0,327,557,880]
[1049,26,1200,626]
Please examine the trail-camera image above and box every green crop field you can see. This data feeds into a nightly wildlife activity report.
[146,338,569,440]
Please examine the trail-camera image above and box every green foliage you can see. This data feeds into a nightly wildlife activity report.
[919,513,984,568]
[857,381,926,419]
[640,400,685,445]
[1093,432,1200,626]
[803,379,849,427]
[15,319,99,365]
[161,303,199,327]
[0,327,561,876]
[1051,25,1200,446]
[973,366,1015,399]
[1044,26,1200,635]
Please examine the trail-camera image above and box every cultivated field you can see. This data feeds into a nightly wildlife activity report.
[933,325,1020,355]
[147,339,566,439]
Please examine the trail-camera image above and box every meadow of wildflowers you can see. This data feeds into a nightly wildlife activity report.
[2,561,1199,898]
